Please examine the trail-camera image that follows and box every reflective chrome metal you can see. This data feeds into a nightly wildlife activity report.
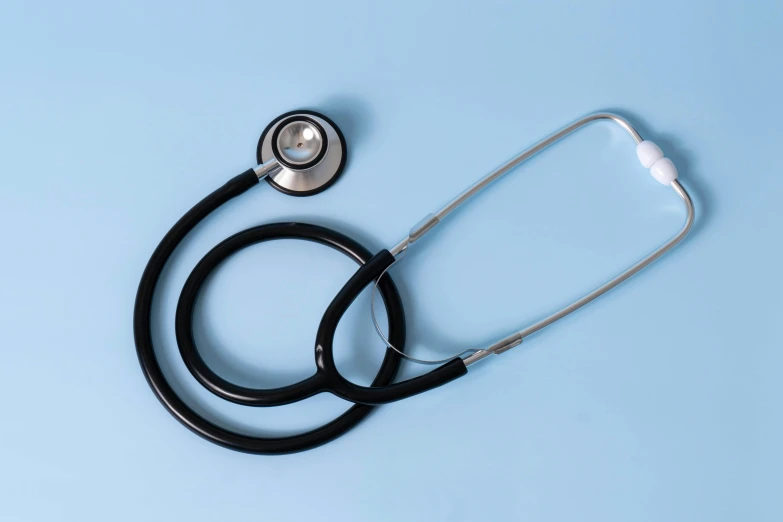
[391,113,642,258]
[460,333,524,366]
[253,157,282,179]
[463,177,694,367]
[259,113,344,194]
[276,120,324,165]
[375,112,695,366]
[390,214,440,261]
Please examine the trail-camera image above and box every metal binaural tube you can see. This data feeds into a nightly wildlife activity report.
[434,113,642,223]
[463,178,694,366]
[390,113,643,257]
[377,112,695,368]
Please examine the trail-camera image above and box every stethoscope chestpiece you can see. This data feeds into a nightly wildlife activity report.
[256,110,347,197]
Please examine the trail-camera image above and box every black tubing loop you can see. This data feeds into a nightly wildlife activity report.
[176,222,406,407]
[315,250,468,406]
[133,170,406,454]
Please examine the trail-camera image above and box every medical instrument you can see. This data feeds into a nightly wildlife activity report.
[135,109,695,455]
[134,110,410,454]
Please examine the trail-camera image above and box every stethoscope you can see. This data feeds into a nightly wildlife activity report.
[134,109,694,454]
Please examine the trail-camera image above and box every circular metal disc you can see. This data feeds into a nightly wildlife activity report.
[275,120,324,166]
[256,110,347,197]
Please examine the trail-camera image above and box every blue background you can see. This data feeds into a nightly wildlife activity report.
[1,1,781,521]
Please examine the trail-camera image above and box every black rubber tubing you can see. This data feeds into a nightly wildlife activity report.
[175,222,406,406]
[133,169,407,454]
[174,207,467,407]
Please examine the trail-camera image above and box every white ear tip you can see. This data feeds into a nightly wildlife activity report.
[636,140,664,168]
[650,157,678,185]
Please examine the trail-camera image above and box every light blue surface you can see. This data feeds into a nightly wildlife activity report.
[1,1,781,520]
